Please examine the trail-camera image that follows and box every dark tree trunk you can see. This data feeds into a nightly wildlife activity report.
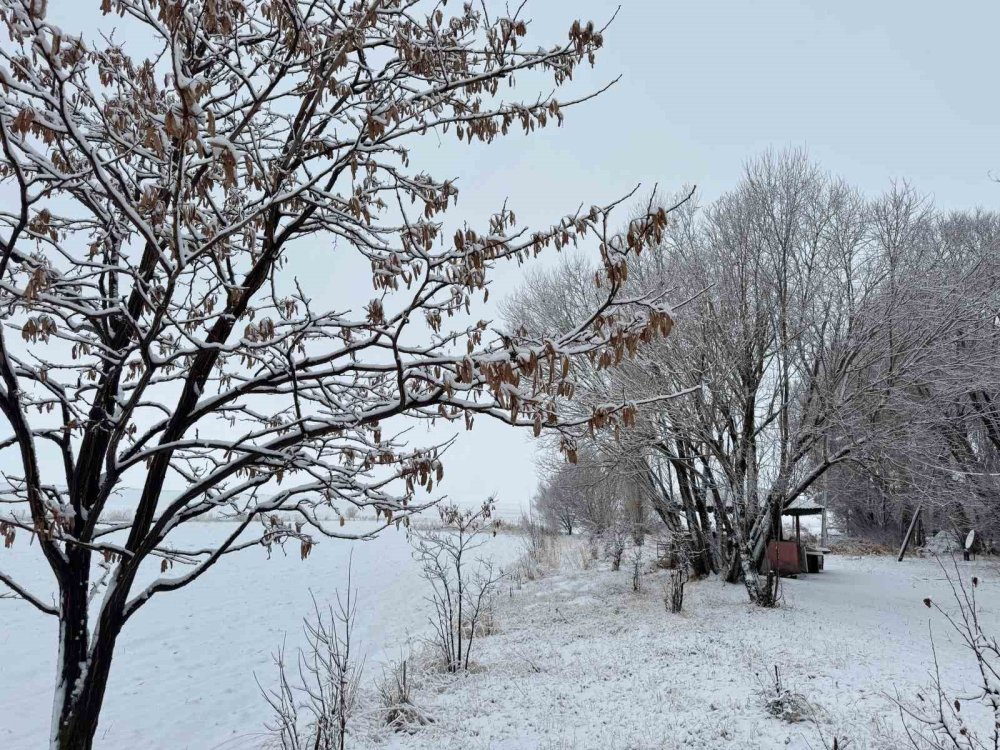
[723,539,743,584]
[52,550,125,750]
[667,441,714,577]
[54,646,116,750]
[645,467,682,533]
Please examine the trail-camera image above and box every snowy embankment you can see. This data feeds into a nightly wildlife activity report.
[378,547,999,750]
[0,520,524,749]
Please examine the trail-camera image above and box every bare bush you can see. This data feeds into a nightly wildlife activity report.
[259,578,363,750]
[896,561,999,749]
[411,499,506,673]
[762,666,814,724]
[602,521,629,572]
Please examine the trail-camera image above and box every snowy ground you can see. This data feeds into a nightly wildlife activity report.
[3,527,997,750]
[0,520,524,749]
[374,545,1000,750]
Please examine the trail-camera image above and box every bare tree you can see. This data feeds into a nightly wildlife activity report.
[259,574,363,750]
[533,478,578,535]
[411,498,505,672]
[511,151,994,604]
[827,204,1000,550]
[0,2,680,747]
[534,449,613,536]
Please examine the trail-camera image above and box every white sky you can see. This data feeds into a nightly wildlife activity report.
[11,0,1000,519]
[410,0,1000,517]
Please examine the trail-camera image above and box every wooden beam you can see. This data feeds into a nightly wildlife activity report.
[897,505,923,562]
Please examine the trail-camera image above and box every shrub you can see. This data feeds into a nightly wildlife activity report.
[411,499,506,672]
[259,573,363,750]
[895,560,999,748]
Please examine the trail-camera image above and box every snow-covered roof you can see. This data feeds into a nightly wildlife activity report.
[783,496,825,516]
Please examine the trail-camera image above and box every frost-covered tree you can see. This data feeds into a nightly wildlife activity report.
[512,151,999,601]
[826,204,1000,546]
[534,476,577,535]
[0,2,679,747]
[533,445,636,537]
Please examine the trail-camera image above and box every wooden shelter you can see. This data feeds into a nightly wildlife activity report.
[766,497,828,575]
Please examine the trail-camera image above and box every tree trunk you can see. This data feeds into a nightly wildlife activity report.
[51,551,123,750]
[644,467,682,533]
[51,676,107,750]
[53,651,115,750]
[897,504,922,562]
[667,442,713,576]
[723,541,743,584]
[692,489,718,575]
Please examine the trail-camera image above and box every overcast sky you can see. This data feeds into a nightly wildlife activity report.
[415,0,1000,517]
[18,0,1000,517]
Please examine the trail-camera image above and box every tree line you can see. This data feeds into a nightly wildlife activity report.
[522,150,1000,599]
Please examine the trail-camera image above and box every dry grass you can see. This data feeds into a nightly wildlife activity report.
[375,655,434,733]
[826,536,895,556]
[577,539,599,570]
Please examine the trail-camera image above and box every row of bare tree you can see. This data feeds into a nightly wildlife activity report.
[523,150,1000,598]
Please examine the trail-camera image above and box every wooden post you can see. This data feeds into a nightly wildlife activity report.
[821,506,828,548]
[897,505,923,562]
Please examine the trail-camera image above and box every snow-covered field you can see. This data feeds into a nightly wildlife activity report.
[3,528,998,750]
[0,520,525,749]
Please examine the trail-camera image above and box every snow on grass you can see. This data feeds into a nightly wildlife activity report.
[374,545,1000,750]
[3,527,998,750]
[0,520,525,750]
